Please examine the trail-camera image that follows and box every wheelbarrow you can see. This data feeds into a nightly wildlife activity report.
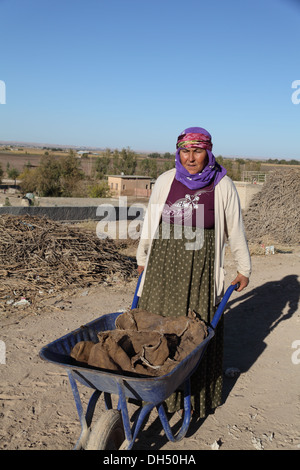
[39,276,238,450]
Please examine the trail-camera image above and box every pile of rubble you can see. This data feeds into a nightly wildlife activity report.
[243,168,300,246]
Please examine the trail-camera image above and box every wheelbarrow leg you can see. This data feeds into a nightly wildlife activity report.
[116,380,132,445]
[126,402,155,450]
[157,378,191,442]
[116,380,155,450]
[67,370,102,450]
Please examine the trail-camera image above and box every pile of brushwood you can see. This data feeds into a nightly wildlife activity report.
[0,214,136,307]
[243,168,300,246]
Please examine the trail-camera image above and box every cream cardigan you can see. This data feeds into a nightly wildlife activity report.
[136,168,251,305]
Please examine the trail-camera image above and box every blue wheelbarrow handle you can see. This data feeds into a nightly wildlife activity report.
[131,272,143,309]
[131,272,238,327]
[210,283,239,330]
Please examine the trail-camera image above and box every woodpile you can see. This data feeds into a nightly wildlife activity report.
[243,168,300,245]
[0,214,136,305]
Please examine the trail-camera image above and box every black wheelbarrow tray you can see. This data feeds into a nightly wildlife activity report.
[39,277,238,450]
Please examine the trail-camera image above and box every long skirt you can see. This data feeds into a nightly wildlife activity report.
[138,222,224,418]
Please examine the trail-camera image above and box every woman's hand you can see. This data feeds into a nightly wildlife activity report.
[231,272,249,292]
[137,265,144,275]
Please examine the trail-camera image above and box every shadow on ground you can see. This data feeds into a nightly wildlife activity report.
[132,275,300,450]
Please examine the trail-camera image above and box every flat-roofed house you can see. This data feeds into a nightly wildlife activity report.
[107,175,153,197]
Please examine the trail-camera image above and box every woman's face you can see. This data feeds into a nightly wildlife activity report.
[179,148,208,174]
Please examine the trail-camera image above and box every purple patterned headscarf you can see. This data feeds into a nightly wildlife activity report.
[175,127,227,189]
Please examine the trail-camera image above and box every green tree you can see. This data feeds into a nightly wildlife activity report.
[35,154,62,196]
[88,182,111,198]
[163,152,175,160]
[159,160,175,175]
[148,152,161,159]
[113,148,137,175]
[93,155,110,179]
[221,159,234,179]
[8,167,20,186]
[59,150,83,178]
[59,150,84,196]
[140,158,157,178]
[19,168,38,193]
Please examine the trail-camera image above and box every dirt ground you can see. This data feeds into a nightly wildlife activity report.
[0,247,299,451]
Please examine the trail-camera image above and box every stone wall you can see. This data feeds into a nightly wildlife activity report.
[233,182,263,209]
[0,182,262,221]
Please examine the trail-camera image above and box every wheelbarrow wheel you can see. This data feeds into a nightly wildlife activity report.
[85,409,125,450]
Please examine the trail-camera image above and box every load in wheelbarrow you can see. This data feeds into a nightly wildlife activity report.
[39,276,238,450]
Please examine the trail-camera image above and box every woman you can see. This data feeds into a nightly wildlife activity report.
[136,127,251,417]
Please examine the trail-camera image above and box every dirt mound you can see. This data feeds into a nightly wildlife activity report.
[244,168,300,245]
[0,214,136,309]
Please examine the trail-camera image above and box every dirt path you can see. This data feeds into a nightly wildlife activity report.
[0,250,299,450]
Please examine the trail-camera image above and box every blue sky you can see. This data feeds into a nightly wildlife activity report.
[0,0,300,159]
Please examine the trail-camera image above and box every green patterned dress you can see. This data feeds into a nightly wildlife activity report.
[138,181,224,418]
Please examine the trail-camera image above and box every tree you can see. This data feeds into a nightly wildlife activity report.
[8,167,20,186]
[19,167,38,193]
[221,159,234,179]
[161,160,175,173]
[59,150,84,196]
[88,182,111,198]
[163,152,175,160]
[59,150,83,178]
[140,158,157,178]
[113,148,137,175]
[148,152,161,159]
[36,154,62,196]
[18,151,84,197]
[93,156,110,179]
